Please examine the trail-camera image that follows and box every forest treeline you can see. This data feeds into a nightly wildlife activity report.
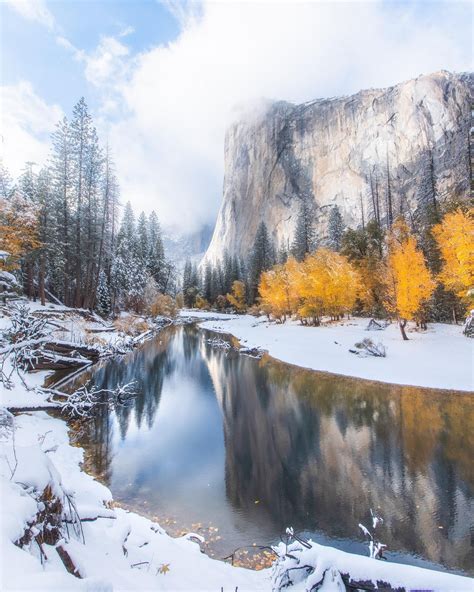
[183,201,473,340]
[1,97,472,337]
[0,98,175,315]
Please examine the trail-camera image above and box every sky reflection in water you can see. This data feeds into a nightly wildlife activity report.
[69,325,474,576]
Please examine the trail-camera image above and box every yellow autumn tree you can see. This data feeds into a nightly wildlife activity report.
[0,193,40,271]
[384,221,435,340]
[258,258,300,322]
[432,209,474,309]
[226,280,246,312]
[195,295,210,310]
[294,249,360,325]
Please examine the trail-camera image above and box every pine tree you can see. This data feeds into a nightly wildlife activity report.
[203,262,213,302]
[35,167,55,305]
[70,97,93,307]
[327,205,345,251]
[147,211,166,290]
[137,212,149,265]
[248,223,274,303]
[292,199,316,261]
[49,116,73,304]
[0,160,13,199]
[96,270,111,317]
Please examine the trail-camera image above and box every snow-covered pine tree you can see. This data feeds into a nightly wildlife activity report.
[137,212,149,265]
[0,159,13,199]
[35,167,55,305]
[203,262,213,302]
[49,116,73,304]
[96,270,111,317]
[292,199,316,261]
[327,205,345,251]
[70,97,93,307]
[147,211,166,291]
[111,202,136,308]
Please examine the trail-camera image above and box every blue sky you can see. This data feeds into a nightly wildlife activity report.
[1,1,180,113]
[1,1,472,231]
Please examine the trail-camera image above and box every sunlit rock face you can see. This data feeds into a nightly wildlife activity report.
[205,71,472,263]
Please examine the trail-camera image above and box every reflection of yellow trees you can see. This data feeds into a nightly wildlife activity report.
[262,356,474,489]
[398,387,474,487]
[441,396,474,487]
[399,390,444,474]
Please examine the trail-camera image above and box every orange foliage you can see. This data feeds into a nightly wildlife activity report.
[0,193,40,270]
[226,280,246,312]
[259,250,360,324]
[384,221,435,336]
[258,258,300,322]
[432,209,474,308]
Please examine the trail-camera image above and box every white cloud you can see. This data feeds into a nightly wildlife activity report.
[96,0,471,232]
[83,36,130,88]
[3,1,471,233]
[4,0,55,30]
[0,81,62,176]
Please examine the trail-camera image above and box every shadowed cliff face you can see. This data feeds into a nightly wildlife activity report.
[205,71,473,263]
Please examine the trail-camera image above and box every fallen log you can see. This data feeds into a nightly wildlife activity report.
[1,339,101,360]
[27,351,92,371]
[40,340,101,362]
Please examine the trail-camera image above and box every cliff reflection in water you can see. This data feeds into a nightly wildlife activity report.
[68,324,474,575]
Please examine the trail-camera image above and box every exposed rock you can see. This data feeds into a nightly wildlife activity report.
[204,71,473,263]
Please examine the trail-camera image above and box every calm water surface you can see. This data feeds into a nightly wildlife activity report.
[66,324,473,575]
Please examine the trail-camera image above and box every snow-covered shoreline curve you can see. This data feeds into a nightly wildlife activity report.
[184,311,474,392]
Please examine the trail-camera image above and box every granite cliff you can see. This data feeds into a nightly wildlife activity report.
[204,71,472,263]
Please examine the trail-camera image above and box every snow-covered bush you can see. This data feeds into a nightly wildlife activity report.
[350,338,386,357]
[4,304,49,344]
[365,318,387,331]
[61,381,137,417]
[463,309,474,338]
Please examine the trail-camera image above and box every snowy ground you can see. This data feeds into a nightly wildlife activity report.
[1,304,473,591]
[183,311,474,392]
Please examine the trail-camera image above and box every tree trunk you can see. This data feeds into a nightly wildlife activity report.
[399,318,409,340]
[39,252,46,306]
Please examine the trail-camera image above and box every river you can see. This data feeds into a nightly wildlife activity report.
[64,323,473,575]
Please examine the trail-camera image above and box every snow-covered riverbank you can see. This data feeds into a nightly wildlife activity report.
[185,311,473,391]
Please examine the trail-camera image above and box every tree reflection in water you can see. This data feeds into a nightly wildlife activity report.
[66,324,474,576]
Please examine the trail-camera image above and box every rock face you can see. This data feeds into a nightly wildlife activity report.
[204,71,472,264]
